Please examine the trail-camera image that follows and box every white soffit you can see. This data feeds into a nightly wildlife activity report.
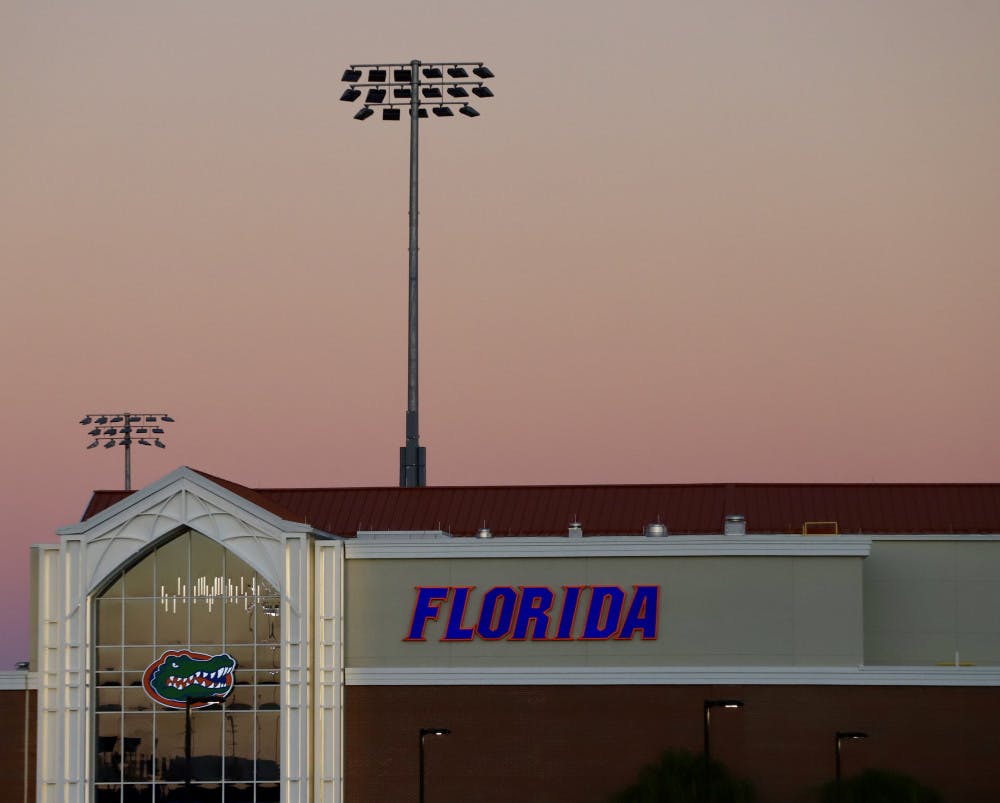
[345,534,872,559]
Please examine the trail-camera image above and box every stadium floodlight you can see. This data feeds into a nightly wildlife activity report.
[80,412,175,490]
[337,58,494,487]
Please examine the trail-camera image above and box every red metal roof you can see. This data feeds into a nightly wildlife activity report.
[80,476,1000,536]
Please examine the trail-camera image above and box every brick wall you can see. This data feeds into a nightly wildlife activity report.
[346,684,1000,803]
[0,688,36,803]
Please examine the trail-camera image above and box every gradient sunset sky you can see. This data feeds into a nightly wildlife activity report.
[2,1,998,668]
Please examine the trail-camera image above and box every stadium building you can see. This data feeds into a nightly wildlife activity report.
[3,467,1000,801]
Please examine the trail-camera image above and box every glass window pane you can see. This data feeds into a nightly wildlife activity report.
[256,712,280,771]
[125,551,156,597]
[97,686,122,712]
[190,533,224,584]
[122,714,153,781]
[96,715,121,782]
[124,600,155,644]
[156,597,188,647]
[223,713,255,781]
[97,599,124,646]
[154,712,185,781]
[189,599,223,644]
[224,601,254,645]
[190,708,223,781]
[155,534,189,602]
[124,646,155,673]
[97,646,124,673]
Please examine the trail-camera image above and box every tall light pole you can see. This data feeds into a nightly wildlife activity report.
[703,698,743,803]
[339,60,495,487]
[835,731,868,802]
[418,726,451,803]
[80,412,174,490]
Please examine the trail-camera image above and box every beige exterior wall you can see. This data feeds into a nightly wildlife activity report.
[864,538,1000,666]
[344,554,864,668]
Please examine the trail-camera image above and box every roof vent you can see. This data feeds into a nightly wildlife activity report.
[724,515,746,536]
[476,527,493,539]
[568,522,583,539]
[644,522,668,537]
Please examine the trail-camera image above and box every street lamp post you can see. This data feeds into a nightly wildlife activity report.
[418,727,451,803]
[80,412,174,490]
[835,731,868,802]
[703,699,744,803]
[339,60,495,488]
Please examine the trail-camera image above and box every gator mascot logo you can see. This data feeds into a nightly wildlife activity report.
[143,650,237,709]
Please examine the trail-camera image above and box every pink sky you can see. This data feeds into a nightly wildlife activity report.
[2,1,999,668]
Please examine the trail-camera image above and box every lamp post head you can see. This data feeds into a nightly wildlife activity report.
[420,727,451,738]
[837,731,868,742]
[705,699,744,710]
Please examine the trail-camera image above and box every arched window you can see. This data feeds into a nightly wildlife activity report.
[94,530,281,803]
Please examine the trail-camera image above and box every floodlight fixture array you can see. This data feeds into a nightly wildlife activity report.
[338,59,495,488]
[80,412,175,490]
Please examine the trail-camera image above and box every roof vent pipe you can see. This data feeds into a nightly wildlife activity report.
[568,522,583,539]
[724,515,746,535]
[644,522,668,537]
[476,527,493,539]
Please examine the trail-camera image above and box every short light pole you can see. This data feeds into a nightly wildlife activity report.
[80,412,174,490]
[835,731,868,802]
[418,726,451,803]
[339,60,495,487]
[703,699,743,803]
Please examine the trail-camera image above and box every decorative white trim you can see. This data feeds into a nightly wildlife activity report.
[0,672,37,691]
[313,541,345,803]
[37,467,325,803]
[345,665,1000,687]
[344,534,872,559]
